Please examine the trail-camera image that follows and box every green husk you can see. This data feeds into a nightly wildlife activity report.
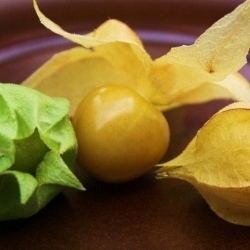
[0,83,84,221]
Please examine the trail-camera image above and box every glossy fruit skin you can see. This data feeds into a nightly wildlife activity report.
[73,85,170,183]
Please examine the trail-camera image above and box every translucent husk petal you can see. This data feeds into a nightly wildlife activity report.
[22,44,152,116]
[23,0,250,116]
[150,62,250,110]
[33,0,143,49]
[150,0,250,108]
[158,0,250,81]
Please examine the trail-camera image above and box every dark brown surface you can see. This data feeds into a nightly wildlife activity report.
[1,1,250,249]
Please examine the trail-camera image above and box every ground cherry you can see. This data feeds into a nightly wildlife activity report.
[72,85,170,183]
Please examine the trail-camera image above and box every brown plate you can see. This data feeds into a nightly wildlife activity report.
[1,1,250,249]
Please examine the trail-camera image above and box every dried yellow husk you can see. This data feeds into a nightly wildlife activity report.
[195,183,250,226]
[157,102,250,226]
[22,0,250,117]
[158,0,250,81]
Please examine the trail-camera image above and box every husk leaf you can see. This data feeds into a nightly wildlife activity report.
[22,0,250,116]
[157,102,250,225]
[0,83,84,221]
[158,0,250,81]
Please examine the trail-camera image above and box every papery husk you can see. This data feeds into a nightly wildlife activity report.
[22,0,250,117]
[195,183,250,226]
[158,102,250,226]
[158,0,250,81]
